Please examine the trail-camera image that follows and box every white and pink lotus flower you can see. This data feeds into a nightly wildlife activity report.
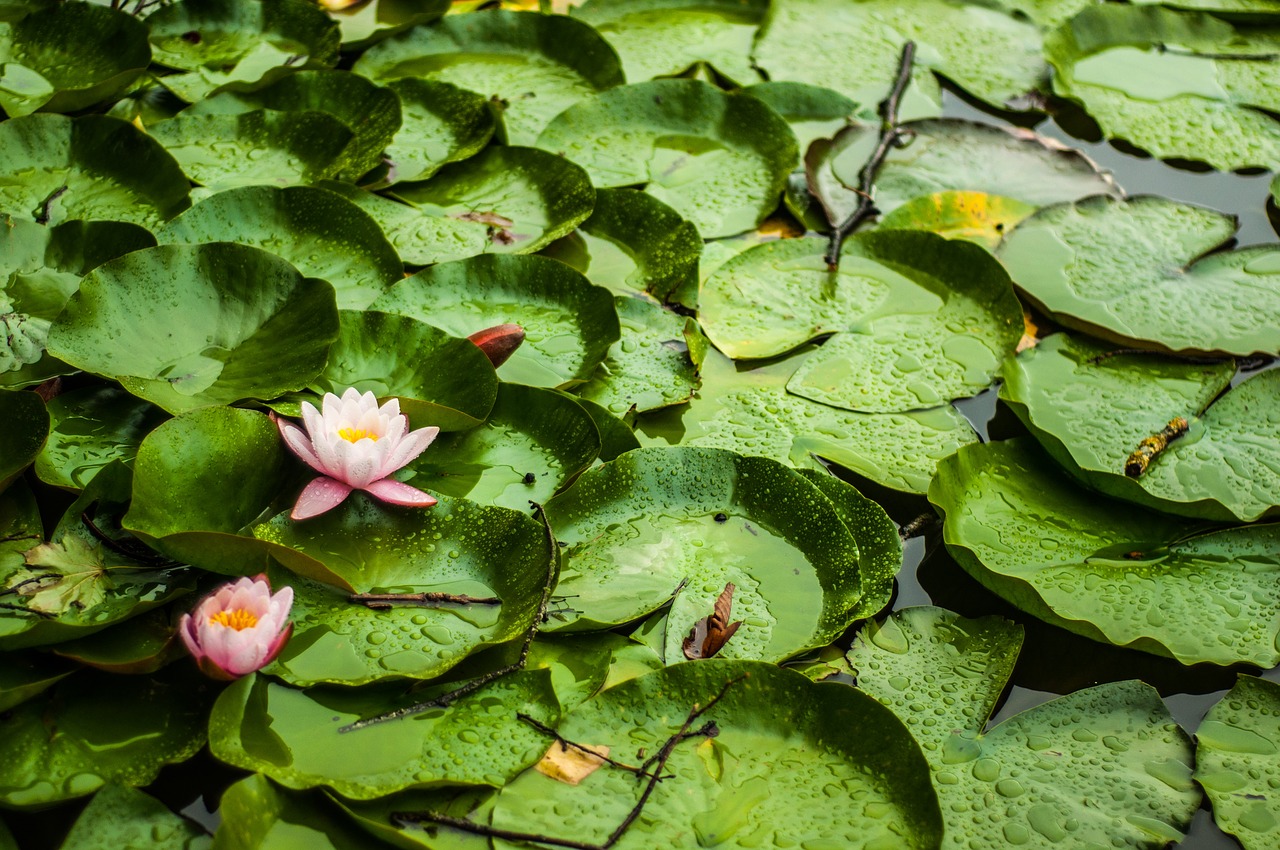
[275,388,440,520]
[179,574,293,680]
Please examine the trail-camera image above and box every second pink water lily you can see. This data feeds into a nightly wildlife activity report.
[276,388,439,520]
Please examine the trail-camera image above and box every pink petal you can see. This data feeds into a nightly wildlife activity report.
[380,426,439,476]
[468,323,525,368]
[262,621,294,666]
[276,417,330,476]
[363,478,438,508]
[291,477,354,520]
[178,613,203,661]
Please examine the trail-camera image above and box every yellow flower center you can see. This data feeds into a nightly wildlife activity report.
[209,609,259,630]
[337,428,378,443]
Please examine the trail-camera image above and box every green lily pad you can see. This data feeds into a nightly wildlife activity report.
[353,9,623,146]
[491,661,943,849]
[0,651,73,712]
[537,79,796,239]
[0,216,156,388]
[50,607,179,674]
[35,386,165,492]
[124,406,291,576]
[323,0,449,51]
[208,669,559,799]
[806,118,1120,229]
[372,254,619,389]
[1,464,195,650]
[179,70,400,182]
[400,383,599,512]
[0,114,190,228]
[0,2,150,116]
[998,195,1280,355]
[320,145,595,266]
[543,446,865,663]
[573,0,767,85]
[59,784,210,850]
[0,667,209,808]
[636,344,979,493]
[930,437,1280,667]
[313,310,498,432]
[1196,676,1280,850]
[743,81,861,155]
[878,191,1039,248]
[540,188,702,305]
[1045,4,1280,170]
[214,774,370,850]
[382,78,495,184]
[571,394,641,463]
[1001,332,1280,522]
[156,185,401,311]
[333,786,493,850]
[147,0,340,103]
[149,109,354,191]
[850,606,1200,849]
[47,243,339,414]
[0,388,46,491]
[576,296,701,416]
[753,0,1044,112]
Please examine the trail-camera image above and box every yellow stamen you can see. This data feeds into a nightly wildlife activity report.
[337,428,378,443]
[209,608,259,630]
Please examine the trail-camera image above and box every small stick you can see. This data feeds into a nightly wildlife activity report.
[1125,417,1189,477]
[517,713,647,775]
[898,512,937,541]
[823,42,916,270]
[349,592,501,609]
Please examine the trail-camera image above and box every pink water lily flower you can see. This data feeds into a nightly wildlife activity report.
[276,388,440,520]
[179,575,293,680]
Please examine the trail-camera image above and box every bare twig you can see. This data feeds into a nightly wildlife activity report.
[823,42,916,269]
[898,512,937,541]
[1125,417,1189,478]
[349,591,501,609]
[517,713,647,775]
[339,505,560,732]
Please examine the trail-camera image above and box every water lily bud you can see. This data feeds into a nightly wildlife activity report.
[467,323,525,368]
[178,575,293,680]
[275,388,440,520]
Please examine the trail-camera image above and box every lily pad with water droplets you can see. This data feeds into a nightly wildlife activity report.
[743,81,861,155]
[47,243,339,414]
[1045,4,1280,170]
[208,669,559,799]
[0,114,190,229]
[635,344,978,493]
[0,389,45,493]
[536,79,797,239]
[322,0,448,50]
[0,651,73,713]
[491,660,943,850]
[214,774,370,850]
[576,296,701,416]
[998,195,1280,356]
[35,387,166,492]
[877,191,1038,249]
[354,9,623,146]
[930,437,1280,667]
[850,606,1200,850]
[58,784,210,850]
[542,446,865,663]
[1001,332,1280,523]
[372,253,619,389]
[1197,676,1280,850]
[382,78,495,184]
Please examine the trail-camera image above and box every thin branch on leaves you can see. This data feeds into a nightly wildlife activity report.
[339,505,560,733]
[349,591,501,609]
[823,41,916,270]
[899,512,937,541]
[517,713,648,776]
[393,675,746,850]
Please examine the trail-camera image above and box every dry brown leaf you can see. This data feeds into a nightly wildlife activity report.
[683,582,743,660]
[535,742,610,786]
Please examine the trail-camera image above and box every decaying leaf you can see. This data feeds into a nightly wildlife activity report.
[6,535,115,614]
[454,210,517,245]
[683,582,743,660]
[534,741,611,786]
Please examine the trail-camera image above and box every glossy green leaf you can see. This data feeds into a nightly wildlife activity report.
[354,9,623,145]
[930,438,1280,666]
[48,243,339,414]
[636,344,978,493]
[570,394,641,463]
[878,191,1038,248]
[538,80,796,239]
[36,386,166,492]
[321,145,594,266]
[1046,4,1280,170]
[1197,676,1280,850]
[576,296,700,416]
[150,109,354,191]
[212,774,370,850]
[573,0,767,85]
[60,784,210,850]
[754,0,1044,112]
[382,78,495,184]
[998,195,1280,355]
[543,447,864,662]
[400,383,599,512]
[372,254,619,389]
[540,188,702,305]
[0,2,149,116]
[0,651,73,712]
[0,114,189,228]
[147,0,340,102]
[850,606,1200,849]
[208,669,559,799]
[332,786,493,850]
[50,607,179,674]
[0,668,209,808]
[0,388,46,491]
[156,185,401,311]
[743,81,861,155]
[1002,333,1280,522]
[323,0,449,50]
[491,661,943,849]
[314,310,498,432]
